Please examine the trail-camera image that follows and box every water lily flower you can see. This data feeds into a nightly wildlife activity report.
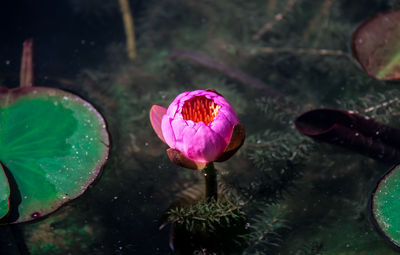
[150,89,245,170]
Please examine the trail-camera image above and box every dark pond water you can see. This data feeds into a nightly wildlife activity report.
[1,0,400,254]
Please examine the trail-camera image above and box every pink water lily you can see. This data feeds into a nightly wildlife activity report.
[150,89,245,170]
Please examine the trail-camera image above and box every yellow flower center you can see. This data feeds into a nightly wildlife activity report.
[181,96,221,125]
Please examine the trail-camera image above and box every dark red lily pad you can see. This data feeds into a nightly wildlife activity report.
[352,10,400,80]
[295,108,400,163]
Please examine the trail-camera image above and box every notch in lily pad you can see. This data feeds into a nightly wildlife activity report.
[0,39,109,223]
[352,10,400,80]
[371,163,400,248]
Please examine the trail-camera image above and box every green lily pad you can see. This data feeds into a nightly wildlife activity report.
[0,86,109,223]
[352,10,400,80]
[371,164,400,248]
[0,163,10,219]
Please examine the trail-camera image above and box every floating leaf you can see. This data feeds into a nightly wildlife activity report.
[0,163,10,219]
[352,10,400,80]
[371,164,400,248]
[295,108,400,163]
[0,87,109,223]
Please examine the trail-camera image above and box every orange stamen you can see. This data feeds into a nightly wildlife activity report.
[182,96,221,125]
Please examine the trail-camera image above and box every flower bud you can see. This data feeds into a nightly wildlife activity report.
[150,89,245,170]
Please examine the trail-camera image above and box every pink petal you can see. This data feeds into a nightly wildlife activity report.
[166,100,179,117]
[149,105,167,143]
[215,123,245,162]
[175,93,195,109]
[190,90,208,97]
[183,123,226,163]
[161,115,176,148]
[212,95,230,107]
[174,91,191,102]
[167,91,191,117]
[179,125,197,159]
[218,107,239,126]
[210,113,234,145]
[171,118,189,150]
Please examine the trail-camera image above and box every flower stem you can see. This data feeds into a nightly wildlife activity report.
[203,162,217,201]
[118,0,137,60]
[20,39,34,88]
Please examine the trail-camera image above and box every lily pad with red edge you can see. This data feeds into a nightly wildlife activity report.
[371,164,400,248]
[352,10,400,80]
[0,86,109,223]
[0,163,10,219]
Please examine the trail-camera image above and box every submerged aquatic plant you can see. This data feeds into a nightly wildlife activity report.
[150,89,245,170]
[167,197,249,254]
